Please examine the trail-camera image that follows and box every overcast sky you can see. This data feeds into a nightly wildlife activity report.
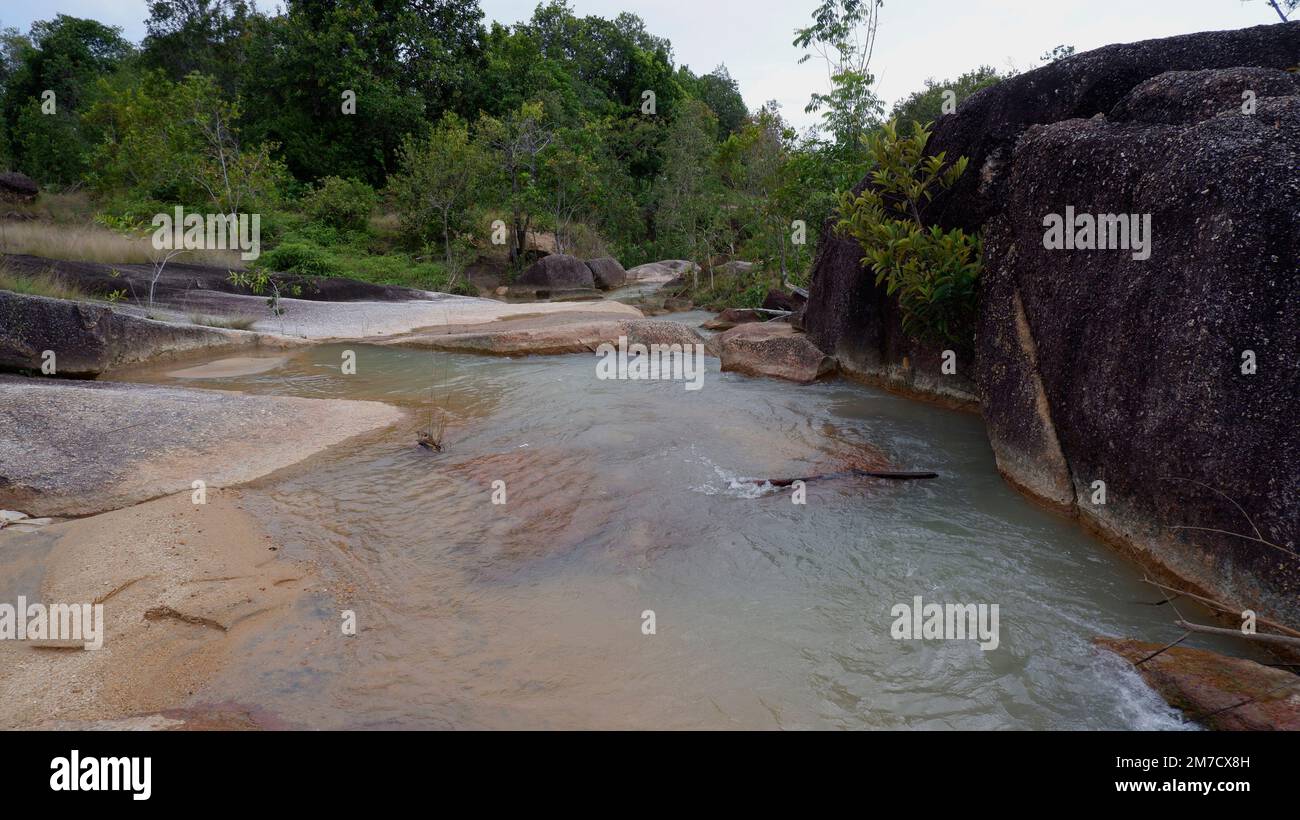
[3,0,1288,129]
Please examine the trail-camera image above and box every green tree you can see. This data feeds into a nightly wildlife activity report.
[794,0,885,153]
[0,15,133,184]
[836,119,981,344]
[478,101,553,264]
[88,71,284,217]
[653,99,723,280]
[692,65,748,136]
[390,113,485,272]
[891,66,1005,130]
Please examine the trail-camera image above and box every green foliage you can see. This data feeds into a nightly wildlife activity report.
[86,71,286,213]
[257,241,339,278]
[301,176,376,231]
[794,0,885,153]
[837,120,982,344]
[390,113,484,271]
[0,15,133,184]
[675,263,778,311]
[890,66,1006,130]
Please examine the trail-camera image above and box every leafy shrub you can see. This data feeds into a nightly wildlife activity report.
[837,119,982,344]
[301,176,376,231]
[257,241,339,277]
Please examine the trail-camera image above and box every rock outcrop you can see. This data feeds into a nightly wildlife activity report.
[584,257,628,289]
[805,22,1300,402]
[708,323,836,384]
[0,375,405,516]
[0,290,265,377]
[0,171,38,203]
[803,22,1300,629]
[516,254,597,291]
[981,76,1300,627]
[625,259,697,283]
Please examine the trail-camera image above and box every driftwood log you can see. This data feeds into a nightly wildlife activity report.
[764,469,938,487]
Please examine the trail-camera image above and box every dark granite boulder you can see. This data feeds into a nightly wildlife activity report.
[517,254,596,289]
[584,257,628,289]
[0,171,38,203]
[979,87,1300,626]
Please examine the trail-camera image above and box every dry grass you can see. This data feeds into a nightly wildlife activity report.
[0,261,89,301]
[0,219,245,268]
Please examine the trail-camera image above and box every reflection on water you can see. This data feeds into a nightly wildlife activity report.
[128,343,1230,729]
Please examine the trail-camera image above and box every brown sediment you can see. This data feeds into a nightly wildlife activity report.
[0,489,311,729]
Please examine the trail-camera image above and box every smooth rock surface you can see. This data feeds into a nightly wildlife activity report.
[708,323,836,384]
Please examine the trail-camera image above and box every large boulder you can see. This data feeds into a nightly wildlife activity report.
[625,259,697,283]
[802,21,1300,631]
[804,22,1300,398]
[979,83,1300,626]
[708,323,836,384]
[516,254,595,290]
[0,291,259,378]
[584,257,628,289]
[924,22,1300,233]
[0,171,38,203]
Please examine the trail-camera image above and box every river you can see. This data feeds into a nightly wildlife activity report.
[120,318,1231,729]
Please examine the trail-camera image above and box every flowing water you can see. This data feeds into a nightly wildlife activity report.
[121,327,1239,730]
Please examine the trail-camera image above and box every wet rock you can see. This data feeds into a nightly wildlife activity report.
[709,322,836,384]
[517,254,596,289]
[1095,637,1300,731]
[584,257,628,289]
[662,296,693,312]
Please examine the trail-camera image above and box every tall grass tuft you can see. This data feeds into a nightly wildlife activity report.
[0,260,89,300]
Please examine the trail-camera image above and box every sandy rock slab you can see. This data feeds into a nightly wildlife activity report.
[0,490,310,729]
[1095,637,1300,730]
[383,312,705,356]
[707,322,836,384]
[0,375,405,517]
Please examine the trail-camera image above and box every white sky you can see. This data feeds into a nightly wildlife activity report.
[3,0,1289,129]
